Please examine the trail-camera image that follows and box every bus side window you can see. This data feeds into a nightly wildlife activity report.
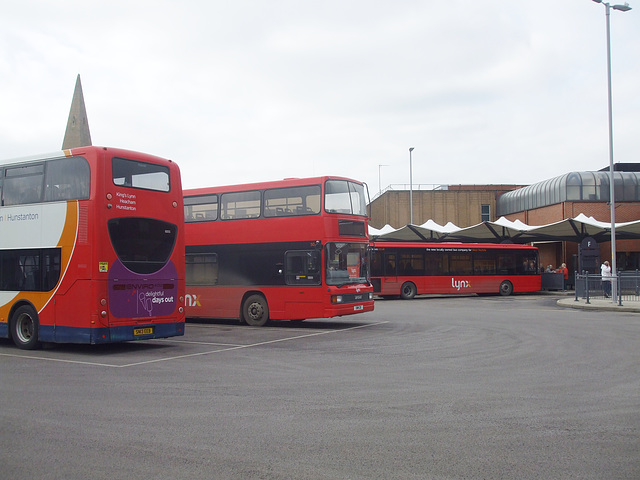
[384,254,396,276]
[221,191,261,220]
[184,195,219,223]
[44,157,90,201]
[0,252,20,290]
[0,249,59,292]
[497,254,516,275]
[43,249,62,291]
[371,251,384,277]
[264,185,321,218]
[21,254,39,290]
[399,252,423,276]
[3,164,44,206]
[186,253,218,286]
[285,250,321,285]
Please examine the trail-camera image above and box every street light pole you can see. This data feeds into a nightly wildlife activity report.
[592,0,631,301]
[378,164,389,196]
[409,147,414,224]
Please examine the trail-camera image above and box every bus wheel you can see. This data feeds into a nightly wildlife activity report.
[10,305,41,350]
[400,282,417,300]
[242,295,269,327]
[499,280,513,296]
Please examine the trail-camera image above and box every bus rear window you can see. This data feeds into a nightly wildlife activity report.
[112,157,170,192]
[108,218,177,274]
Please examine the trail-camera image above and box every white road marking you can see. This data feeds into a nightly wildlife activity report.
[0,321,389,368]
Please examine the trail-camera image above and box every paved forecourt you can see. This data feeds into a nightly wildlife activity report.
[1,294,638,480]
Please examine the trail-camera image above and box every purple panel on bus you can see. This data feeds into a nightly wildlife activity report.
[109,260,179,318]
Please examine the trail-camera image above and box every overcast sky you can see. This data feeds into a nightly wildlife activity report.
[1,1,638,196]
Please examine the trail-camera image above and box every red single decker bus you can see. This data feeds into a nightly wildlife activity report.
[184,176,374,326]
[0,146,185,349]
[370,241,540,298]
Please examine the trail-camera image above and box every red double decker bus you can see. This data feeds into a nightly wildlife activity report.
[370,241,540,298]
[184,176,374,326]
[0,146,185,349]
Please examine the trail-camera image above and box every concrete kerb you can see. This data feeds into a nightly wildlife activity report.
[531,290,639,313]
[556,296,640,313]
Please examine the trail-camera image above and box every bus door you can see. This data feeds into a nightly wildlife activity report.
[380,252,399,295]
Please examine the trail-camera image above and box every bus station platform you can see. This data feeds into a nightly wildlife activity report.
[559,272,640,313]
[556,295,640,313]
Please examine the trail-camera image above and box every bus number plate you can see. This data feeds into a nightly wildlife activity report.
[354,305,364,311]
[134,327,154,336]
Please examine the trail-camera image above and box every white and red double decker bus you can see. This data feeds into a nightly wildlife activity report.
[370,241,541,298]
[0,146,185,349]
[184,176,374,326]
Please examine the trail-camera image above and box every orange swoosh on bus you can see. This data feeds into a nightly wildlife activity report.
[33,201,79,313]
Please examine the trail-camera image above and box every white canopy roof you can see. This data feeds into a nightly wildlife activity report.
[369,215,640,243]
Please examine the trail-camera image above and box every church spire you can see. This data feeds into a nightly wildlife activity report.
[61,74,92,149]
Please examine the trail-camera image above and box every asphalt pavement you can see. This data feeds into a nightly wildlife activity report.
[1,294,638,480]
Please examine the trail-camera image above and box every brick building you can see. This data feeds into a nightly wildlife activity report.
[369,184,523,230]
[368,166,640,273]
[497,168,640,272]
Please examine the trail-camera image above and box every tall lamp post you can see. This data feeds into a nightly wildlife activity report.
[409,147,414,224]
[592,0,631,301]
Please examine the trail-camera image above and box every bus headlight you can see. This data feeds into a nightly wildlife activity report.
[331,295,343,304]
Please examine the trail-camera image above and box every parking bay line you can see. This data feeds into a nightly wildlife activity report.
[0,352,127,368]
[122,321,389,367]
[161,339,245,347]
[0,321,389,368]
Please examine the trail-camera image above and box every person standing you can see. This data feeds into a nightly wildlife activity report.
[556,263,569,291]
[601,260,612,298]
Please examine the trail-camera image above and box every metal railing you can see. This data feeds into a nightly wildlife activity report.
[371,184,450,201]
[575,271,640,306]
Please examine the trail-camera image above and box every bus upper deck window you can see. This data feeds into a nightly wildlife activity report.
[112,157,170,192]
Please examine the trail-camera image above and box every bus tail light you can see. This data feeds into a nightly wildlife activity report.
[331,295,343,304]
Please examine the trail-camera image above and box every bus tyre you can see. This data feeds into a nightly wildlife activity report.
[400,282,417,300]
[10,305,41,350]
[242,295,269,327]
[499,280,513,296]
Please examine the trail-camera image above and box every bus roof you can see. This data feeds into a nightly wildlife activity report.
[184,176,364,197]
[0,146,176,167]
